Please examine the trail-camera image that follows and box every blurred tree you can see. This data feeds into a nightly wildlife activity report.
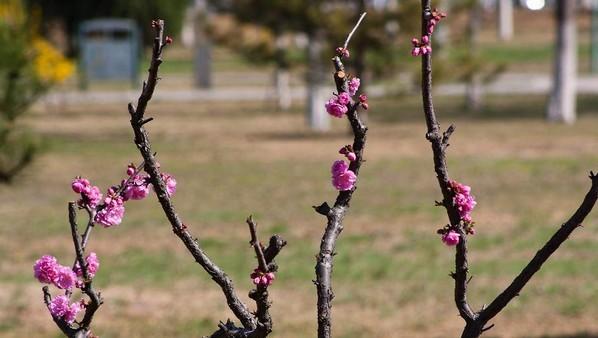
[547,0,577,124]
[497,0,514,41]
[25,0,188,53]
[206,0,402,129]
[0,0,74,182]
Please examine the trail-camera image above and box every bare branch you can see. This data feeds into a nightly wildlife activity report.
[315,15,368,338]
[343,12,367,50]
[68,203,103,331]
[418,1,598,337]
[129,19,254,330]
[247,216,268,273]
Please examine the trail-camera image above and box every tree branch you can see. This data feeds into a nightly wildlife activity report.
[478,172,598,324]
[68,202,102,331]
[418,1,598,336]
[315,16,368,338]
[128,20,284,334]
[419,0,475,323]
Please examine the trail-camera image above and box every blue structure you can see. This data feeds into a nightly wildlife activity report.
[78,19,140,88]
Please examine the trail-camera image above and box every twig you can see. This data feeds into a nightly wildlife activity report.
[343,12,367,50]
[247,216,268,272]
[68,202,103,332]
[128,20,289,337]
[315,15,368,338]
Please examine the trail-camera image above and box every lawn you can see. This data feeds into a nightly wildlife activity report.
[0,93,597,338]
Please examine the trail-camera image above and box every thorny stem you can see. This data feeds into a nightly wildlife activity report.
[418,1,598,337]
[315,15,368,338]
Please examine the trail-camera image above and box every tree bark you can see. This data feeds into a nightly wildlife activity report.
[547,0,577,124]
[497,0,513,41]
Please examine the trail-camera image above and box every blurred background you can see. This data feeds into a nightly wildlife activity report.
[1,0,597,337]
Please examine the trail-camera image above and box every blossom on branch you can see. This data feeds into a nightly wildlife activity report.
[250,268,275,287]
[450,180,476,223]
[331,160,357,191]
[348,77,360,96]
[94,192,125,227]
[441,230,460,246]
[34,255,59,284]
[48,295,81,324]
[74,252,100,278]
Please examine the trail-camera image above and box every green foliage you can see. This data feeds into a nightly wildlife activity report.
[208,1,406,80]
[0,10,42,183]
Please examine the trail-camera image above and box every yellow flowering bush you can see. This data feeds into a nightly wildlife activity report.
[31,38,75,84]
[0,0,74,182]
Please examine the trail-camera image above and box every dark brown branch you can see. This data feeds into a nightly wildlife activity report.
[419,0,475,323]
[247,228,287,338]
[419,2,598,337]
[43,286,77,337]
[128,20,255,332]
[247,216,268,273]
[477,173,598,324]
[68,202,102,331]
[315,16,368,338]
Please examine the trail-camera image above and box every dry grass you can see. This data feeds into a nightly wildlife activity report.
[1,95,598,338]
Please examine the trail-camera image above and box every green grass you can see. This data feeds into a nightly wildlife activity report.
[2,94,598,337]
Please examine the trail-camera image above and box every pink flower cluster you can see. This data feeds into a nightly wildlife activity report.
[72,178,102,209]
[48,296,81,324]
[331,160,357,191]
[348,77,360,96]
[72,164,177,228]
[95,190,125,227]
[250,268,275,287]
[35,253,99,323]
[441,230,460,246]
[427,8,447,34]
[450,180,476,223]
[34,255,80,290]
[73,252,100,278]
[325,92,350,118]
[411,36,432,56]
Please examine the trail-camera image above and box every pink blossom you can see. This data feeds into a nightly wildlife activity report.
[411,47,421,56]
[34,255,59,284]
[450,180,476,223]
[331,160,348,177]
[411,35,432,57]
[442,230,460,246]
[331,160,357,191]
[48,296,80,324]
[74,252,100,278]
[126,165,136,176]
[80,185,103,209]
[346,152,357,162]
[161,173,177,196]
[54,266,77,290]
[336,92,351,105]
[348,77,360,96]
[94,195,125,227]
[332,170,357,191]
[325,98,348,118]
[250,268,276,287]
[71,178,89,194]
[124,174,150,200]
